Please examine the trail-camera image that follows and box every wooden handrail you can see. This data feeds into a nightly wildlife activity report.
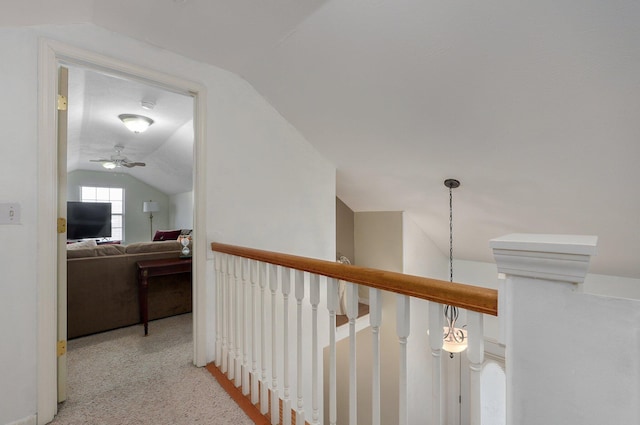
[211,242,498,316]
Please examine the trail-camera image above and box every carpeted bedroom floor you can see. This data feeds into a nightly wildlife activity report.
[49,313,252,425]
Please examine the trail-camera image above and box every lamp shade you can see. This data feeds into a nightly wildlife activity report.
[143,201,159,213]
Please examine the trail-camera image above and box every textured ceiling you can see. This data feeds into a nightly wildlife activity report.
[6,0,640,278]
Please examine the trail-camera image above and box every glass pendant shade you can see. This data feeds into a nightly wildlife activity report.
[443,326,468,353]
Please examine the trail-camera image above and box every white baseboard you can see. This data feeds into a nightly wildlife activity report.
[7,415,37,425]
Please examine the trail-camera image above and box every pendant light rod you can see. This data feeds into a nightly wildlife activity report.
[444,179,460,282]
[442,178,467,357]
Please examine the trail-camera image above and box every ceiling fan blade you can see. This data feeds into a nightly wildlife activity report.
[122,162,146,168]
[90,159,109,163]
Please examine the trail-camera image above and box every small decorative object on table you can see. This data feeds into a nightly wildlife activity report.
[179,235,192,258]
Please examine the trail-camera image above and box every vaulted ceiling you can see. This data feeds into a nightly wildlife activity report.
[6,0,640,278]
[65,66,194,195]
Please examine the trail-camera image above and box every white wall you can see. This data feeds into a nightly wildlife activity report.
[0,24,335,425]
[402,212,448,425]
[583,273,640,300]
[169,190,193,230]
[325,211,403,425]
[0,28,38,425]
[67,170,170,243]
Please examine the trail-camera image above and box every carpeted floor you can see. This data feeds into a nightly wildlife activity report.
[50,313,252,425]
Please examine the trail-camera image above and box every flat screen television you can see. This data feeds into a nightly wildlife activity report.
[67,201,112,240]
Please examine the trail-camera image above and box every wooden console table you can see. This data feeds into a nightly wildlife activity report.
[137,257,192,335]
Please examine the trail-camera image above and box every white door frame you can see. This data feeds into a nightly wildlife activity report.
[37,38,208,425]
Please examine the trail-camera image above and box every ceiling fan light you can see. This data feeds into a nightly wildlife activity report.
[118,114,154,134]
[102,162,117,169]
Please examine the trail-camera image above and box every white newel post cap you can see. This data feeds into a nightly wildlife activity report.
[490,234,598,284]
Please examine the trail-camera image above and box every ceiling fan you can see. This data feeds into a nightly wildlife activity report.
[90,144,146,169]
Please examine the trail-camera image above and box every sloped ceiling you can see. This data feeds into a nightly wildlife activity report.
[6,0,640,277]
[66,66,194,195]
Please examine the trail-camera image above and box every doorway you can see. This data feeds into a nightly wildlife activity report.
[62,62,195,394]
[37,39,208,424]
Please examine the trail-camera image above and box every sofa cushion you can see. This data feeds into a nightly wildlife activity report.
[66,243,126,258]
[125,240,181,254]
[67,239,97,250]
[153,229,182,241]
[67,247,98,258]
[95,244,127,256]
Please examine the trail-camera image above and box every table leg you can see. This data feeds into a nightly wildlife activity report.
[139,270,149,336]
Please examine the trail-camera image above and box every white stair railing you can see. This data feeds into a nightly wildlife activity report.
[326,277,338,425]
[250,259,259,405]
[259,261,268,415]
[211,242,498,425]
[294,269,305,425]
[369,288,382,425]
[309,273,320,425]
[429,302,444,425]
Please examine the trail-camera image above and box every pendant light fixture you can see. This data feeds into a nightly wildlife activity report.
[442,178,467,357]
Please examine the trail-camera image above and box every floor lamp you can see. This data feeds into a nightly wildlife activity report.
[143,201,159,240]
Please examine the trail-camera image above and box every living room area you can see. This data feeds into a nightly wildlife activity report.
[63,63,196,336]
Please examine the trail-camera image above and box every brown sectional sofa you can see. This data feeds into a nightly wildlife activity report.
[67,240,192,339]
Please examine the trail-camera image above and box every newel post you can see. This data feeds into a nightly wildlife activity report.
[490,234,598,425]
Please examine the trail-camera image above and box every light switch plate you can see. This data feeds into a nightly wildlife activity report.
[0,203,21,224]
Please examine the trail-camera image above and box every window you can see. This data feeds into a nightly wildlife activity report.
[80,186,124,241]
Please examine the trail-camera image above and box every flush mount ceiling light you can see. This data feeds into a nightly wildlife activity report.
[442,178,468,357]
[118,114,154,134]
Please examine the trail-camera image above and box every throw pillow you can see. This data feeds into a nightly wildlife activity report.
[67,239,98,250]
[153,229,182,241]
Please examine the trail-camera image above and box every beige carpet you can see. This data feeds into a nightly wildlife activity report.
[50,314,252,425]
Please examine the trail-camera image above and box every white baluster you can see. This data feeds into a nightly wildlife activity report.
[259,261,269,415]
[346,282,359,425]
[467,311,484,425]
[429,302,444,425]
[270,264,279,425]
[327,277,338,425]
[214,253,222,367]
[295,270,305,425]
[242,257,250,394]
[370,288,382,425]
[227,255,235,380]
[397,295,410,425]
[282,267,291,425]
[235,256,242,386]
[250,260,259,405]
[310,274,320,425]
[221,254,228,373]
